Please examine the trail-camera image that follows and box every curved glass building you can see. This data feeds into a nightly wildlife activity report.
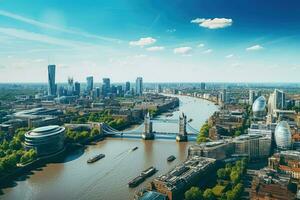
[252,96,266,118]
[25,125,65,156]
[274,121,292,150]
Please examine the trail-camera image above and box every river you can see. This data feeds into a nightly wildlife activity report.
[0,95,218,200]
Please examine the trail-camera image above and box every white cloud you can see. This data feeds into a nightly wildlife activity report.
[198,43,205,48]
[191,18,233,29]
[246,45,264,51]
[226,54,234,58]
[173,47,192,55]
[129,37,156,47]
[203,49,213,54]
[146,46,165,51]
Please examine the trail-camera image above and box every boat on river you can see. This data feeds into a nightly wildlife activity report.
[128,166,157,188]
[87,154,105,164]
[131,146,138,151]
[167,155,176,162]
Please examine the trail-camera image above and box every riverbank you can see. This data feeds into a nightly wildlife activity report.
[0,95,218,200]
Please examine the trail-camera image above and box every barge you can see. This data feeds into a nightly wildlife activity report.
[87,154,105,164]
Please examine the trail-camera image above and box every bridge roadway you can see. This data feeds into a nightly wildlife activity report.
[105,132,197,141]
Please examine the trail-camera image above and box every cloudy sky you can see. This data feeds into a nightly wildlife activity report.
[0,0,300,83]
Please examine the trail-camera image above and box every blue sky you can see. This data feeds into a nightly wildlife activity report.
[0,0,300,82]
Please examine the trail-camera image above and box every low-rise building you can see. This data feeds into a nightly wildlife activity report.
[250,168,296,200]
[268,151,300,180]
[149,156,216,200]
[188,134,271,161]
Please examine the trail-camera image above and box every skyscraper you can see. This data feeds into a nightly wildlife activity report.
[125,81,130,93]
[102,78,111,97]
[74,82,80,96]
[274,89,286,109]
[200,82,206,90]
[67,77,74,95]
[86,76,93,92]
[135,77,143,96]
[48,64,56,96]
[249,90,256,105]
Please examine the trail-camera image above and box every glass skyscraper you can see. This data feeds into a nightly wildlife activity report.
[102,78,110,97]
[48,64,56,96]
[135,77,143,96]
[86,76,94,92]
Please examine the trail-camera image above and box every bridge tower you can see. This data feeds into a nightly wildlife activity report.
[142,112,154,140]
[176,112,188,142]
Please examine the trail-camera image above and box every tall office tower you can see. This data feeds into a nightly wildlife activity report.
[219,89,228,104]
[135,77,143,96]
[86,76,94,92]
[116,85,123,96]
[102,78,110,97]
[156,84,162,93]
[274,89,286,109]
[125,81,130,93]
[74,82,80,96]
[95,87,100,98]
[48,64,56,96]
[249,89,256,105]
[268,92,276,115]
[200,82,206,90]
[67,77,74,95]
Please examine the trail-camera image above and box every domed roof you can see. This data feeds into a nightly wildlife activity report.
[252,96,266,112]
[25,125,65,137]
[275,121,292,149]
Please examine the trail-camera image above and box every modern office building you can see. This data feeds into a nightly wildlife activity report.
[249,89,256,105]
[188,134,271,160]
[135,77,143,96]
[86,76,94,92]
[67,77,74,95]
[125,81,130,93]
[274,121,292,150]
[188,141,234,160]
[48,64,56,96]
[102,78,111,97]
[233,134,271,160]
[95,87,101,98]
[252,96,267,119]
[219,89,228,104]
[274,89,286,109]
[25,125,65,156]
[268,89,286,115]
[74,82,80,95]
[200,82,206,90]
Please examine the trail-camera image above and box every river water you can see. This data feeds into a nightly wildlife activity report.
[0,95,218,200]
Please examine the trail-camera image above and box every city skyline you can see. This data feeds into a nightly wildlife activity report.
[1,0,300,83]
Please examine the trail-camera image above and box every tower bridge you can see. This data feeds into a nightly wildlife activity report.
[101,112,198,142]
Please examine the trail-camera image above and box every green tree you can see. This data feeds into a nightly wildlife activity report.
[217,168,228,180]
[234,130,241,137]
[185,187,203,200]
[230,170,240,185]
[91,128,100,136]
[203,189,216,200]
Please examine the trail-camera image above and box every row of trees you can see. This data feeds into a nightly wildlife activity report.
[0,128,37,177]
[65,128,100,143]
[185,159,247,200]
[72,110,129,130]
